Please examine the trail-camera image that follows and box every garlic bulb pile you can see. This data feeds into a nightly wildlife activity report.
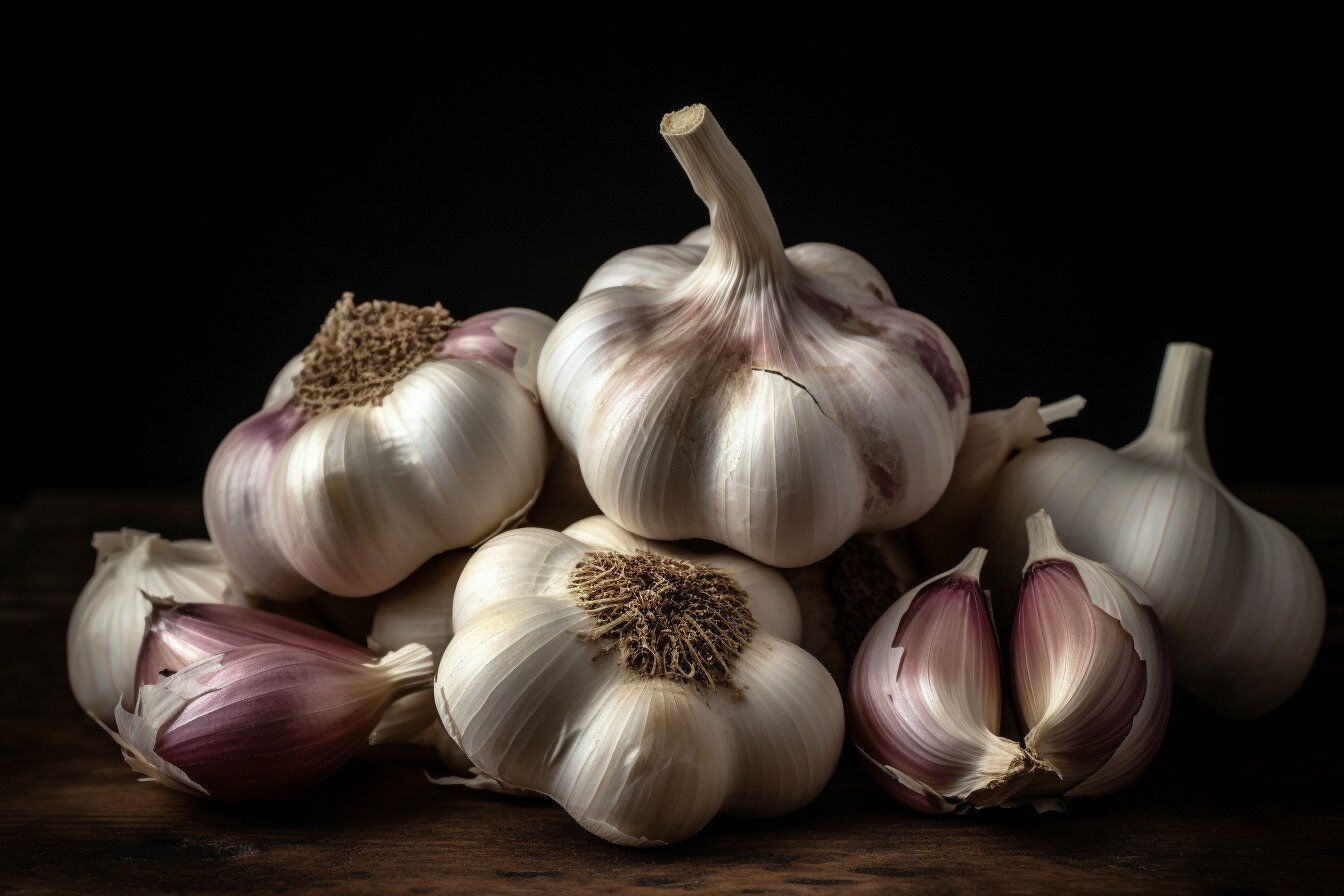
[849,511,1170,813]
[111,642,433,800]
[434,515,842,846]
[913,395,1084,572]
[538,104,969,568]
[67,530,250,722]
[981,343,1325,718]
[205,296,554,598]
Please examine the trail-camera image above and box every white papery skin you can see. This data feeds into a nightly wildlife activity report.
[205,305,553,599]
[435,515,842,846]
[538,104,969,568]
[912,396,1084,572]
[366,551,470,771]
[1011,511,1171,798]
[67,529,250,722]
[981,344,1326,718]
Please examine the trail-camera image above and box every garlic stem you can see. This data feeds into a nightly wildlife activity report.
[1024,509,1063,565]
[661,104,794,298]
[368,643,436,701]
[1125,342,1213,468]
[1038,394,1087,427]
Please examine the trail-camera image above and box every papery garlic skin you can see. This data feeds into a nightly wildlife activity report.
[849,550,1034,813]
[135,599,372,690]
[539,104,969,568]
[205,301,553,598]
[1011,511,1171,798]
[67,530,250,722]
[435,516,840,846]
[982,344,1325,718]
[366,552,468,769]
[110,642,434,800]
[913,396,1084,572]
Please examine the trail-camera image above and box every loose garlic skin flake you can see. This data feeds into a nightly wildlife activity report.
[205,300,553,599]
[434,515,842,847]
[538,104,969,568]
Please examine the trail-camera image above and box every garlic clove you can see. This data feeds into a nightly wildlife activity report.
[539,104,969,569]
[135,598,371,690]
[111,642,433,800]
[848,550,1036,813]
[913,395,1084,572]
[980,344,1324,718]
[67,530,251,722]
[1010,511,1172,798]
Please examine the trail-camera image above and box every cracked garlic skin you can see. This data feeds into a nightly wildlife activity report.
[67,530,250,722]
[981,344,1325,718]
[205,297,553,598]
[538,104,969,569]
[434,515,842,847]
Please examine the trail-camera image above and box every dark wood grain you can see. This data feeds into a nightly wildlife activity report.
[2,489,1340,895]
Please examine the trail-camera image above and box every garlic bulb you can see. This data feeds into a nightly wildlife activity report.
[366,552,469,772]
[110,642,433,800]
[205,296,553,598]
[782,530,923,683]
[850,513,1170,813]
[135,598,372,689]
[1012,511,1171,798]
[67,529,250,722]
[435,515,842,846]
[538,104,969,568]
[913,395,1084,572]
[981,343,1325,718]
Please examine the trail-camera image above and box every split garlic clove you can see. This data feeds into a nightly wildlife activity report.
[1010,511,1172,798]
[205,297,553,598]
[980,344,1326,718]
[848,550,1037,814]
[538,103,969,569]
[913,395,1085,572]
[109,642,434,800]
[134,598,372,690]
[67,530,251,723]
[435,517,842,846]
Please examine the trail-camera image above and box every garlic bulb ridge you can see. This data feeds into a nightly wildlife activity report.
[981,343,1325,718]
[435,515,842,846]
[205,295,554,598]
[539,104,969,568]
[67,529,249,722]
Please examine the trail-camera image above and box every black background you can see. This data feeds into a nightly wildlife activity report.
[8,21,1332,505]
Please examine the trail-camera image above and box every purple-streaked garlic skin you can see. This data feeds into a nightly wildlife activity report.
[118,642,433,801]
[1011,512,1172,799]
[135,600,371,690]
[848,550,1027,814]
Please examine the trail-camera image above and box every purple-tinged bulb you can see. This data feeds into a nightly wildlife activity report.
[110,641,433,801]
[135,599,372,690]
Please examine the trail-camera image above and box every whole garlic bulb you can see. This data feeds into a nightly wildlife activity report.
[538,104,969,568]
[981,343,1325,718]
[912,395,1084,572]
[67,529,250,722]
[435,515,842,846]
[205,296,553,598]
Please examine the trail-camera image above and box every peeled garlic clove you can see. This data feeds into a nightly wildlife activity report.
[109,642,434,800]
[135,599,372,689]
[1011,511,1172,798]
[366,552,467,749]
[981,344,1325,718]
[436,517,841,846]
[67,530,251,722]
[205,297,553,597]
[849,550,1038,813]
[539,104,969,568]
[913,396,1084,572]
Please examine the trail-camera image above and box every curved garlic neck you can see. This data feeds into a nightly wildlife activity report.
[1024,510,1065,565]
[1123,342,1214,470]
[661,104,796,303]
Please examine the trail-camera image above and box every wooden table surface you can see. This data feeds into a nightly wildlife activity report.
[1,488,1340,895]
